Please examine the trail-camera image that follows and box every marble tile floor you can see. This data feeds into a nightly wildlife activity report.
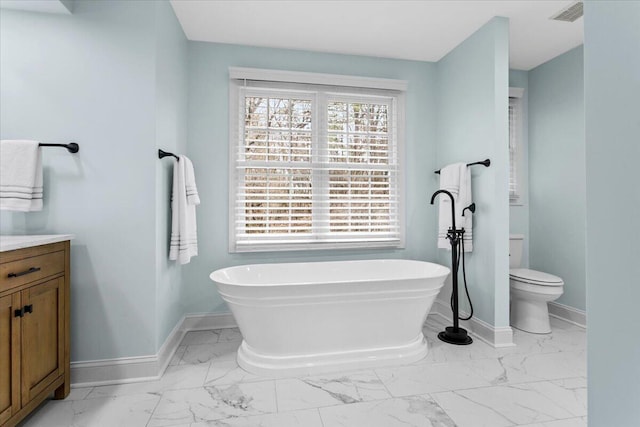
[20,315,586,427]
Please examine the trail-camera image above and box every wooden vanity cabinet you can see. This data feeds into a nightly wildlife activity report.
[0,241,70,427]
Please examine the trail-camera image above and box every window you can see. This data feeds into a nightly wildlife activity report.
[509,88,524,203]
[229,68,406,252]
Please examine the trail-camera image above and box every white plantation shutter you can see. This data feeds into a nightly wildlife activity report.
[230,75,405,252]
[509,96,521,200]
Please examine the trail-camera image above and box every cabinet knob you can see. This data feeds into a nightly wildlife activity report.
[24,304,33,314]
[14,308,23,318]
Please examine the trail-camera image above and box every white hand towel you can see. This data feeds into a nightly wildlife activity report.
[169,155,200,264]
[184,157,200,207]
[0,140,43,212]
[437,162,473,252]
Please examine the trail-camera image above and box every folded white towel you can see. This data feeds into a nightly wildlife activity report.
[437,162,473,252]
[169,155,200,264]
[0,140,43,212]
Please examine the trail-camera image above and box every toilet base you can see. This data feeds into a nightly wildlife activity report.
[510,298,552,334]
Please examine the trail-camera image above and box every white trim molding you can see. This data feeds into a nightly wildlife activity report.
[509,87,525,98]
[229,67,408,91]
[70,313,238,387]
[432,299,515,348]
[181,312,237,331]
[228,72,406,253]
[548,301,586,328]
[70,355,161,388]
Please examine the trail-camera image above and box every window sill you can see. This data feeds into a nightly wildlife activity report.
[232,239,404,253]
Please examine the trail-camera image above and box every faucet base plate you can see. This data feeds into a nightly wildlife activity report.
[438,326,473,345]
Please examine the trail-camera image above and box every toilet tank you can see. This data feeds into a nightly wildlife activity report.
[509,234,524,269]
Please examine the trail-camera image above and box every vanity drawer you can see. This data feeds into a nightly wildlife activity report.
[0,250,65,292]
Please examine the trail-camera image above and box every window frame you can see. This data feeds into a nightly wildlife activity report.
[509,87,525,205]
[228,68,407,253]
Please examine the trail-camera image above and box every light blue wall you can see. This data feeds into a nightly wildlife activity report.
[0,0,187,360]
[528,46,586,311]
[1,0,600,365]
[184,42,438,314]
[584,1,640,425]
[435,17,511,327]
[154,1,188,349]
[508,69,530,268]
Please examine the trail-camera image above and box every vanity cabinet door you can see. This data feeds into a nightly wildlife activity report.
[20,278,64,407]
[0,293,21,425]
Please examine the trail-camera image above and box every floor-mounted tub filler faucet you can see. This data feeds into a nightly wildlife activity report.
[430,190,473,345]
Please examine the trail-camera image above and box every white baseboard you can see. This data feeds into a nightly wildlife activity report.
[71,312,238,387]
[70,355,162,387]
[72,303,530,387]
[181,312,237,331]
[548,301,586,328]
[432,299,515,348]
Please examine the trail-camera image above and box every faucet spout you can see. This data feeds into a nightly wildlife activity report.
[430,189,456,231]
[430,189,453,205]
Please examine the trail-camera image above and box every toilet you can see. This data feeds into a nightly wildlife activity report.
[509,234,564,334]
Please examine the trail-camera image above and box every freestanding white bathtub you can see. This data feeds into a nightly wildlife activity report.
[210,259,449,377]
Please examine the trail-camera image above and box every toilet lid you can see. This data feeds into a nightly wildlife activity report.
[509,268,563,286]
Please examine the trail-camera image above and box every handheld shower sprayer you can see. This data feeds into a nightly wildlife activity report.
[463,203,476,216]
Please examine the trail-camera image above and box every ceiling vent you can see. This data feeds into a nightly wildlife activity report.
[550,2,584,22]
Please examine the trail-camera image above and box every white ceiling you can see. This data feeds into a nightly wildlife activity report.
[170,0,584,70]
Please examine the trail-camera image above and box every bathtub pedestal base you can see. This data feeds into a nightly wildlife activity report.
[237,335,429,378]
[438,326,473,345]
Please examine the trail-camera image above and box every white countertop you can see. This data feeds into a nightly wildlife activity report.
[0,234,74,252]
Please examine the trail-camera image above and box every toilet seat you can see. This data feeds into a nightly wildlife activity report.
[509,268,563,287]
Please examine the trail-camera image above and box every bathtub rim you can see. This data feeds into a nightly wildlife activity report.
[210,258,450,287]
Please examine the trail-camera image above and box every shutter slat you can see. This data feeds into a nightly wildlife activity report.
[509,97,520,198]
[233,84,402,248]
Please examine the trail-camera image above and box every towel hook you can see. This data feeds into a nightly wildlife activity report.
[158,149,179,160]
